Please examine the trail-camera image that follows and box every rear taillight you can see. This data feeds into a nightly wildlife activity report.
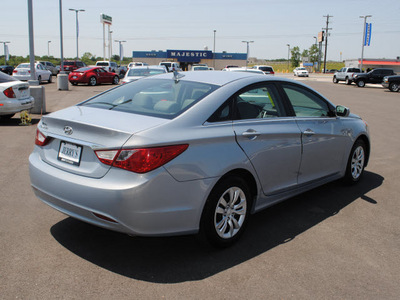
[3,87,16,98]
[270,71,275,74]
[95,144,189,173]
[13,70,17,73]
[35,128,50,146]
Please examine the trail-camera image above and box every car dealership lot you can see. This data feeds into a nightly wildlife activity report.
[1,76,399,299]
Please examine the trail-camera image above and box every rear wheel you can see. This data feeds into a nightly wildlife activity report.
[345,77,351,85]
[389,82,400,92]
[200,176,252,247]
[343,139,366,184]
[356,80,365,87]
[37,75,42,84]
[112,76,119,85]
[89,77,97,86]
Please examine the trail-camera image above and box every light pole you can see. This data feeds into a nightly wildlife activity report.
[360,15,372,72]
[47,40,51,56]
[287,44,290,70]
[242,40,254,68]
[213,30,216,69]
[0,41,10,65]
[69,8,85,60]
[114,40,126,66]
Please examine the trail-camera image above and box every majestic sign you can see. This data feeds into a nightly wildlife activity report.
[100,14,112,25]
[167,50,213,60]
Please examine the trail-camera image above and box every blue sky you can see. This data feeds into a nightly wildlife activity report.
[1,0,399,61]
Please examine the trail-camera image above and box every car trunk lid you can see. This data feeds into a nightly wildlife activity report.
[37,106,169,178]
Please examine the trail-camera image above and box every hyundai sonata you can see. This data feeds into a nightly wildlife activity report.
[29,71,370,247]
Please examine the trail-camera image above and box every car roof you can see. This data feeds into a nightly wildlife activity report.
[145,70,270,86]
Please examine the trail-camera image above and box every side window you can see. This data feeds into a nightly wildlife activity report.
[207,99,232,123]
[282,84,331,117]
[234,84,283,120]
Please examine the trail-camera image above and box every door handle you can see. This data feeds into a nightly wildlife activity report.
[303,129,315,136]
[242,129,260,139]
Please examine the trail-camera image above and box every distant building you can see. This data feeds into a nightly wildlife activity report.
[131,49,247,70]
[345,58,400,73]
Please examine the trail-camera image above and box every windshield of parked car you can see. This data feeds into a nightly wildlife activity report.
[79,79,219,119]
[0,71,17,83]
[193,66,209,71]
[127,68,166,77]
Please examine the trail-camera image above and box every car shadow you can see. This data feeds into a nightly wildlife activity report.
[0,117,40,126]
[50,171,383,283]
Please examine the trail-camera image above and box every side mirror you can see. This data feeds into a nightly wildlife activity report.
[336,105,350,117]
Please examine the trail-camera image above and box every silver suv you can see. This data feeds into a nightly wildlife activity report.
[95,61,120,75]
[333,67,362,85]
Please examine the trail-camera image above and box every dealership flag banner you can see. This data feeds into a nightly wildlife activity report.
[364,23,372,46]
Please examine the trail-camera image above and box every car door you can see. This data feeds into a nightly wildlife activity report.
[281,83,347,184]
[336,68,345,80]
[232,83,302,196]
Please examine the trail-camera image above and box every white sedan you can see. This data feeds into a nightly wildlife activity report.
[293,67,309,77]
[13,63,52,84]
[0,71,34,120]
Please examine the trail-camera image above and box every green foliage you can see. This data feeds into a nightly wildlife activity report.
[290,46,301,68]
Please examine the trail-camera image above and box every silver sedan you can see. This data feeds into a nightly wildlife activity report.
[29,71,370,247]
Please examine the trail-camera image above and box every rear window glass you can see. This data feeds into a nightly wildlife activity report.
[17,64,30,68]
[64,62,75,65]
[127,68,165,77]
[258,66,273,72]
[79,78,219,119]
[96,62,109,66]
[0,71,17,83]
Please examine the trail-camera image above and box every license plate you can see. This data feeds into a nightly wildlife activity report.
[20,90,28,98]
[72,76,77,79]
[58,142,82,166]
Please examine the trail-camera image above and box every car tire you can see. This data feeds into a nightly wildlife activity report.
[200,175,252,247]
[343,139,366,184]
[345,77,351,85]
[333,76,338,84]
[37,75,42,84]
[89,77,97,86]
[112,76,119,85]
[48,74,52,83]
[71,82,78,86]
[389,82,400,92]
[356,80,365,87]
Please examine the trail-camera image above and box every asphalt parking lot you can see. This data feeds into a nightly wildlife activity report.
[1,74,399,299]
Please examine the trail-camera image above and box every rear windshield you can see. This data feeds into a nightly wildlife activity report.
[96,62,109,66]
[258,66,273,72]
[17,64,30,68]
[127,68,165,77]
[160,62,172,67]
[75,67,92,72]
[348,68,361,72]
[0,71,17,83]
[64,62,75,66]
[79,78,219,119]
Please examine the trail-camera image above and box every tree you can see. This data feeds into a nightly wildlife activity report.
[81,52,96,65]
[290,46,301,68]
[308,44,319,64]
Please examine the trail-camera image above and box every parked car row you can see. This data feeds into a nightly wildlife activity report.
[333,68,399,92]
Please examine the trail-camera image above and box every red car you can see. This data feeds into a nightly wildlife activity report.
[68,67,120,86]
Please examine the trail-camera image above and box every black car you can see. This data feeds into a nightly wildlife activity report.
[353,68,396,87]
[382,75,400,92]
[0,65,14,75]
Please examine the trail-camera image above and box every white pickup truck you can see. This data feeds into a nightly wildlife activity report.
[333,67,362,85]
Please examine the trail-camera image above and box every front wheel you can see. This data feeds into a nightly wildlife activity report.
[389,82,400,92]
[48,74,52,83]
[343,140,366,184]
[200,176,252,247]
[333,76,338,83]
[356,80,365,87]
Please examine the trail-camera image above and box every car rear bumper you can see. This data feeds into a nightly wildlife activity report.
[0,96,35,115]
[29,149,214,237]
